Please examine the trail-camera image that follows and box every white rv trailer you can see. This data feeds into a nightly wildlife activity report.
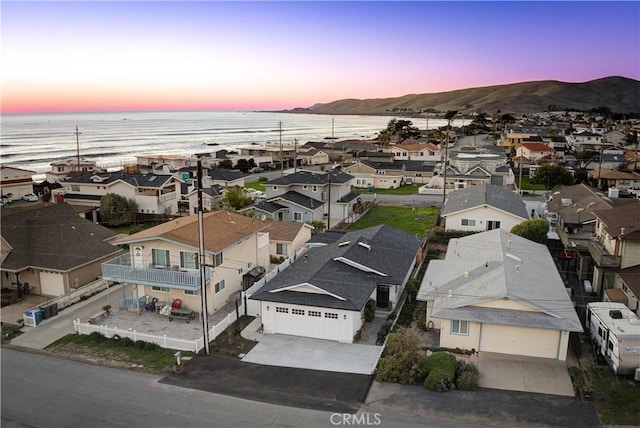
[586,302,640,375]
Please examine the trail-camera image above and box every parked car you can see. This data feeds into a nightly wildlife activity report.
[249,166,264,174]
[22,193,38,202]
[0,195,10,207]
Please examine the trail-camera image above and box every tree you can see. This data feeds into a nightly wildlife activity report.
[100,193,135,226]
[379,119,421,144]
[212,186,253,211]
[530,164,575,190]
[310,220,326,235]
[510,219,550,245]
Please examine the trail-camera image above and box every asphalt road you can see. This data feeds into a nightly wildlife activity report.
[0,348,476,428]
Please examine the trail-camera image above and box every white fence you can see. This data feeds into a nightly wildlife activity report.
[72,300,243,353]
[242,247,307,317]
[23,279,111,327]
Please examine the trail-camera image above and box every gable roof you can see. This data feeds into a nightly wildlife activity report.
[268,221,312,242]
[270,191,324,211]
[208,169,249,181]
[267,170,353,186]
[520,142,554,152]
[253,200,288,214]
[113,210,268,253]
[441,184,529,219]
[417,229,582,332]
[250,225,420,311]
[64,171,174,188]
[592,201,640,241]
[1,203,119,272]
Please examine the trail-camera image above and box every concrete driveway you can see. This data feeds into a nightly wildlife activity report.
[242,334,383,375]
[478,352,575,396]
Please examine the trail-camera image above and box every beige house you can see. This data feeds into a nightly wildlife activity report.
[391,141,442,162]
[102,211,270,315]
[589,202,640,314]
[267,221,313,266]
[417,229,582,360]
[1,203,119,296]
[343,160,404,189]
[499,131,538,148]
[0,166,37,201]
[46,158,107,183]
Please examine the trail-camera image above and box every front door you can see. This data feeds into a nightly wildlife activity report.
[377,285,390,309]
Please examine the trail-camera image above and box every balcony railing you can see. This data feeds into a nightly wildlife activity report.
[588,239,621,269]
[101,252,209,291]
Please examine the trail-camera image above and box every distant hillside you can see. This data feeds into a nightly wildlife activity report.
[290,76,639,116]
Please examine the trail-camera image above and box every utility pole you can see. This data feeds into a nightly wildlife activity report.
[597,135,605,190]
[74,125,81,172]
[279,121,284,177]
[331,118,335,163]
[327,170,332,230]
[294,138,298,173]
[197,160,210,356]
[518,146,524,195]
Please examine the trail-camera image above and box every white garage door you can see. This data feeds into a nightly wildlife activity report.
[272,307,342,342]
[480,324,559,359]
[39,272,65,296]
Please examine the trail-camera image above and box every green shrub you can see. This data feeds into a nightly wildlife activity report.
[144,341,160,351]
[376,331,428,385]
[456,369,479,391]
[424,352,457,392]
[364,299,376,322]
[134,340,147,349]
[88,331,107,342]
[119,337,135,347]
[376,320,393,345]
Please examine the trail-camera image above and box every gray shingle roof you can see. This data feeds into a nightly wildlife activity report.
[1,203,119,272]
[254,200,287,214]
[417,229,582,332]
[270,191,324,210]
[251,225,421,311]
[440,184,529,219]
[208,169,249,181]
[267,170,353,185]
[64,171,174,188]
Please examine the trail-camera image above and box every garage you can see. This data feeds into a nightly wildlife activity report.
[39,271,65,296]
[480,324,560,359]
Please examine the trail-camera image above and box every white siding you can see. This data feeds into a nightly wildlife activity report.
[444,206,526,232]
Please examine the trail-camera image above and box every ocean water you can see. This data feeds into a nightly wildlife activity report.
[0,110,454,180]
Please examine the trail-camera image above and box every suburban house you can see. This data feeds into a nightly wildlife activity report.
[572,130,603,151]
[588,169,640,194]
[0,165,37,201]
[249,225,421,343]
[177,182,224,215]
[402,160,437,185]
[516,142,556,163]
[254,170,358,228]
[135,154,194,175]
[549,184,637,281]
[239,143,298,169]
[102,211,270,315]
[46,157,107,183]
[1,203,120,296]
[417,229,582,360]
[498,131,538,148]
[267,221,314,266]
[440,184,530,232]
[342,160,405,189]
[589,202,640,313]
[391,140,442,162]
[53,171,183,221]
[297,148,330,166]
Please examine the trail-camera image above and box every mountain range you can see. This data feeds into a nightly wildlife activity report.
[287,76,639,116]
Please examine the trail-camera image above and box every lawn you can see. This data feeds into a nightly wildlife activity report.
[357,184,421,195]
[47,332,195,374]
[245,180,266,192]
[587,365,640,426]
[348,205,439,236]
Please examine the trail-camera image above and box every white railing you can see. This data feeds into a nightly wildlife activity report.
[72,299,246,352]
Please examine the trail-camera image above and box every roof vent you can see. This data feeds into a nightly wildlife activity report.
[515,265,520,274]
[610,310,623,319]
[464,271,469,278]
[358,242,371,250]
[338,241,350,247]
[621,227,625,236]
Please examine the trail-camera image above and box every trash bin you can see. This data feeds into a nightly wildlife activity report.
[49,302,58,316]
[40,305,52,320]
[24,309,42,326]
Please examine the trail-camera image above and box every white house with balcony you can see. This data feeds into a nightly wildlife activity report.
[254,170,358,228]
[53,171,182,220]
[391,141,442,162]
[46,157,107,183]
[102,211,270,315]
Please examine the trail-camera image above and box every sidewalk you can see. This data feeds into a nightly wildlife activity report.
[8,284,122,350]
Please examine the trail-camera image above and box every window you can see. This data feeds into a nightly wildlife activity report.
[324,312,338,319]
[214,279,225,293]
[276,243,288,256]
[293,212,302,222]
[152,249,170,267]
[152,286,169,292]
[213,252,223,267]
[451,320,469,335]
[292,308,305,315]
[461,219,476,227]
[184,289,199,295]
[276,307,288,313]
[180,251,198,270]
[308,310,321,317]
[487,221,501,230]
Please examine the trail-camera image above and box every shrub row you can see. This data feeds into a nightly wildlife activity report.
[88,331,160,350]
[423,352,479,392]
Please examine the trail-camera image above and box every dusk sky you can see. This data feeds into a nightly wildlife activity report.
[2,1,639,114]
